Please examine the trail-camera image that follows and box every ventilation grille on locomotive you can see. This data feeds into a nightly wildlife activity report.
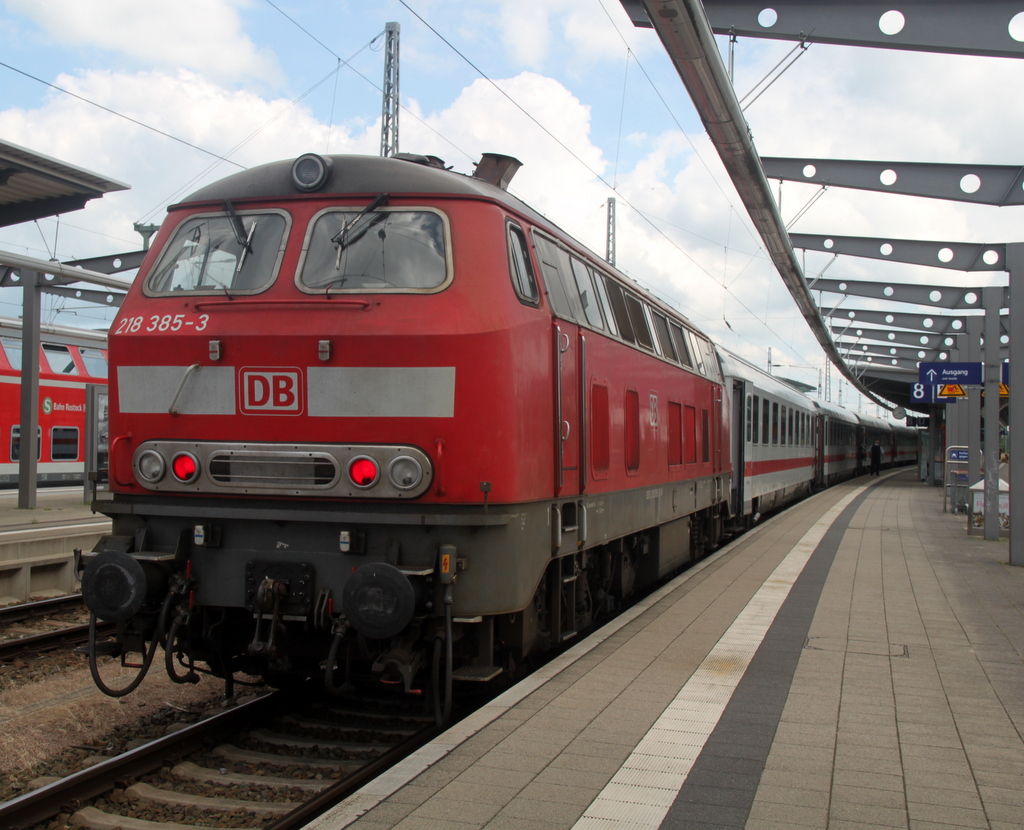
[208,451,338,488]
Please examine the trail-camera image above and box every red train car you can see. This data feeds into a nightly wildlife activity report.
[81,152,734,703]
[0,318,108,485]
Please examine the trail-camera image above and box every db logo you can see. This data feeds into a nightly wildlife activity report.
[240,368,303,415]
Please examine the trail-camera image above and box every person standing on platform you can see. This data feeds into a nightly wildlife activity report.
[870,440,882,476]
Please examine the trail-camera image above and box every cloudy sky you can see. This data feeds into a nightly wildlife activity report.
[0,0,1019,407]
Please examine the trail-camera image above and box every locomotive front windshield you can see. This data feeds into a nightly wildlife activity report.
[297,208,449,293]
[145,210,288,295]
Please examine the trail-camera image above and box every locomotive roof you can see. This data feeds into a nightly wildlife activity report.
[175,152,703,334]
[178,153,547,221]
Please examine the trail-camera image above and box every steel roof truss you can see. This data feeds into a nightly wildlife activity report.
[700,1,1024,59]
[763,158,1024,206]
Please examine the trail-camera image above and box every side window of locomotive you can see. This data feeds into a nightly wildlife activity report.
[507,224,539,305]
[686,330,706,374]
[624,293,654,350]
[79,348,109,379]
[51,427,80,461]
[603,279,635,343]
[641,304,662,355]
[147,211,288,295]
[669,324,693,369]
[570,257,604,329]
[592,270,618,336]
[299,208,447,293]
[652,312,676,361]
[531,234,578,320]
[42,344,78,375]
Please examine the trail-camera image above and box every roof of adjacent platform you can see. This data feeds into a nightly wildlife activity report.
[0,137,129,228]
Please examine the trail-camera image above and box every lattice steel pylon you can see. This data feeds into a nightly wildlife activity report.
[380,22,400,158]
[606,197,616,266]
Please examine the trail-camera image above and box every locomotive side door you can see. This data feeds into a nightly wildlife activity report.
[532,232,582,497]
[553,322,581,496]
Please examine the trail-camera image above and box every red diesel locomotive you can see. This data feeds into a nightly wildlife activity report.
[80,151,914,709]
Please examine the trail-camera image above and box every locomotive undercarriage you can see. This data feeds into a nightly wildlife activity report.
[82,476,729,715]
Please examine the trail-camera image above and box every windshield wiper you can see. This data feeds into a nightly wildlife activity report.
[332,193,389,269]
[223,200,256,272]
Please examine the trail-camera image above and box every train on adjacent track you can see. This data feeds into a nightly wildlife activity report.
[79,151,918,711]
[0,318,108,486]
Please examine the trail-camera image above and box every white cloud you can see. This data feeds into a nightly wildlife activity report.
[4,0,280,85]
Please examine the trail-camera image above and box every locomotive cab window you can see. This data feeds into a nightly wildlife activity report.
[146,209,289,296]
[299,207,449,293]
[507,223,539,305]
[570,257,604,329]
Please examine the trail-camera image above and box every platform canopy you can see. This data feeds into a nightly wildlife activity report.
[0,137,129,228]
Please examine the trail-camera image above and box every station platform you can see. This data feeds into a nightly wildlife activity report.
[0,487,108,602]
[307,469,1024,830]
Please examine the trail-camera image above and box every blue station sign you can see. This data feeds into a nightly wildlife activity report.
[918,362,982,386]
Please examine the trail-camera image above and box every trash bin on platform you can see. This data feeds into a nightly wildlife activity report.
[968,478,1009,535]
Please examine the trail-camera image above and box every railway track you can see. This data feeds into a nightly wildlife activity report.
[0,595,116,661]
[0,685,439,830]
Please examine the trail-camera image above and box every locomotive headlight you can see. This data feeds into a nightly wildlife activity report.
[388,456,423,490]
[348,456,379,488]
[137,450,166,483]
[171,452,201,484]
[291,153,334,192]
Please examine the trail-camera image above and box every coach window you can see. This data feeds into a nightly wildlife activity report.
[51,427,79,461]
[591,383,610,474]
[570,257,604,328]
[762,400,770,445]
[789,409,795,445]
[669,324,693,369]
[625,294,655,350]
[625,389,641,473]
[507,224,539,305]
[1,337,21,370]
[149,209,289,295]
[592,271,618,337]
[745,395,752,443]
[10,426,41,462]
[42,344,78,375]
[79,348,109,379]
[780,406,787,445]
[752,396,760,444]
[772,402,779,445]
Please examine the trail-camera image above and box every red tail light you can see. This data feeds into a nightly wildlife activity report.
[171,452,200,483]
[348,456,379,488]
